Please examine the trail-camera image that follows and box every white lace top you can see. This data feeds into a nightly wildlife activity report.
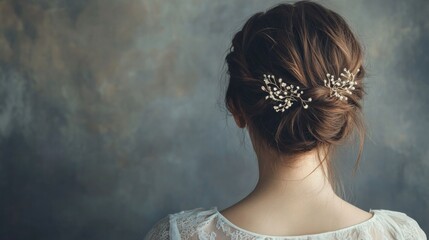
[144,206,427,240]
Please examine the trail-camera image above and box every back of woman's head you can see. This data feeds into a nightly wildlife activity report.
[225,1,366,167]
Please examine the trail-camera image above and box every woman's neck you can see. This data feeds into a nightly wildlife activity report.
[244,148,341,214]
[219,147,372,236]
[258,149,333,193]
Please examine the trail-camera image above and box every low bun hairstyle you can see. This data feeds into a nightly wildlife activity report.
[225,1,366,174]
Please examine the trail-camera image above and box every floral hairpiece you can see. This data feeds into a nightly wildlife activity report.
[260,74,312,112]
[261,68,359,112]
[323,68,359,101]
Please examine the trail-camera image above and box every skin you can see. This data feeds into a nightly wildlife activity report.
[219,113,374,236]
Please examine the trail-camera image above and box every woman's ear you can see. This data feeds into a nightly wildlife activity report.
[233,112,246,128]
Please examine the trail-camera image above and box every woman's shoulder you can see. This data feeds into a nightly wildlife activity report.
[168,206,219,229]
[370,208,427,239]
[169,206,218,219]
[144,206,218,240]
[144,213,170,240]
[371,208,422,226]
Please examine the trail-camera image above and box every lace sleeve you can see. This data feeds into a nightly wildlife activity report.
[403,216,427,240]
[144,215,170,240]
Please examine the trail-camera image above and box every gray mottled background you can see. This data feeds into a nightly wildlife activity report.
[0,0,428,239]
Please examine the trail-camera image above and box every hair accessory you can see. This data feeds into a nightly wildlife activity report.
[261,74,312,112]
[324,68,359,101]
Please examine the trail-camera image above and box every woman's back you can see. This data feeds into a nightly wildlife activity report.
[145,207,426,239]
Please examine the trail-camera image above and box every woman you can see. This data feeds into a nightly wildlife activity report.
[145,1,427,239]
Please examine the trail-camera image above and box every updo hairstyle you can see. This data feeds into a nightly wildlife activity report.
[224,1,366,177]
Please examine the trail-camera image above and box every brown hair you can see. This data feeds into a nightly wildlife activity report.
[224,1,366,191]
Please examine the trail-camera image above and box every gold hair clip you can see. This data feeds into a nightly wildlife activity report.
[324,68,359,101]
[261,74,312,112]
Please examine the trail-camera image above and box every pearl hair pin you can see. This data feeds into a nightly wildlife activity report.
[260,74,312,112]
[324,68,359,101]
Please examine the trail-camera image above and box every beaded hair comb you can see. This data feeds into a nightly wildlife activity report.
[260,68,359,112]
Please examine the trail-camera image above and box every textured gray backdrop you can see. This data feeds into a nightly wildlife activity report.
[0,0,428,239]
